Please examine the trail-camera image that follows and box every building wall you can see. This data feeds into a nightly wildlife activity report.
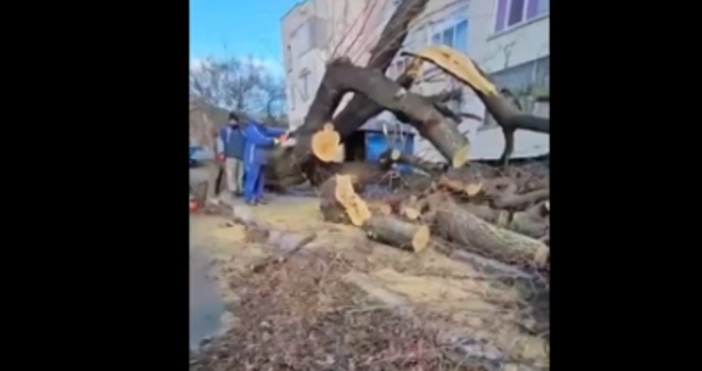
[281,0,549,161]
[281,0,387,130]
[403,0,549,161]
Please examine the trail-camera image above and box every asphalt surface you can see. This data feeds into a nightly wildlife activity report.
[189,246,224,350]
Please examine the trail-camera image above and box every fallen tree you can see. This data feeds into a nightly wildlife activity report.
[258,0,552,268]
[200,0,552,363]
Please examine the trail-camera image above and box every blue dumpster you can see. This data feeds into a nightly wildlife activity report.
[365,131,415,173]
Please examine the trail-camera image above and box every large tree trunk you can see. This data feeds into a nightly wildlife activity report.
[265,0,435,188]
[266,57,471,188]
[319,0,432,141]
[265,0,551,189]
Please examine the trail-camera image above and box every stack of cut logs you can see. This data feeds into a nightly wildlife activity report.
[314,127,550,272]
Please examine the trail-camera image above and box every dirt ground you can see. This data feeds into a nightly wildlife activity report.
[190,194,548,371]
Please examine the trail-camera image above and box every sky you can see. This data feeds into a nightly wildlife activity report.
[190,0,301,76]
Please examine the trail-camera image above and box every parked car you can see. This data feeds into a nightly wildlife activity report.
[189,145,201,167]
[189,145,216,167]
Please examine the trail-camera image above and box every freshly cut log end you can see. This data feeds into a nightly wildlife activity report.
[452,146,470,168]
[334,174,372,226]
[401,207,421,221]
[390,149,402,161]
[362,215,431,252]
[412,225,431,252]
[465,182,483,196]
[311,123,341,162]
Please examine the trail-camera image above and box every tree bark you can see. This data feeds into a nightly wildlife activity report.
[264,0,458,189]
[433,200,549,269]
[379,148,448,175]
[331,0,432,140]
[306,59,470,166]
[319,174,373,226]
[362,215,431,252]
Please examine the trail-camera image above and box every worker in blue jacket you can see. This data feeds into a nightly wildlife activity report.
[240,120,288,205]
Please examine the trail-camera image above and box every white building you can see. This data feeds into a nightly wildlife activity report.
[281,0,549,161]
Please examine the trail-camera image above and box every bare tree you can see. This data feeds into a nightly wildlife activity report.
[189,56,287,124]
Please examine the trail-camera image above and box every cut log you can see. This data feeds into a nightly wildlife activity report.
[400,196,423,221]
[369,203,393,216]
[462,204,509,226]
[319,174,372,226]
[494,187,550,210]
[362,215,431,252]
[299,58,471,168]
[437,175,483,198]
[420,191,449,224]
[433,200,549,269]
[379,148,447,175]
[310,123,341,162]
[457,202,548,239]
[394,194,433,222]
[509,202,550,239]
[304,160,392,189]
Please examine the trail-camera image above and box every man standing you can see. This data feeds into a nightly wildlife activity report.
[240,120,288,205]
[216,112,246,200]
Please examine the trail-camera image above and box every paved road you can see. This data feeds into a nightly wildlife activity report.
[189,246,223,350]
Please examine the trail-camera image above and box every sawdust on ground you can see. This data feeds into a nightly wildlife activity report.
[190,196,548,368]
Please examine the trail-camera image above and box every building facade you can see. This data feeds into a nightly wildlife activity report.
[280,0,549,161]
[281,0,385,129]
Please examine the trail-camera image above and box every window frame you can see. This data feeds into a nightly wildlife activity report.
[290,21,314,59]
[429,18,469,53]
[494,0,550,34]
[299,69,311,102]
[289,86,296,110]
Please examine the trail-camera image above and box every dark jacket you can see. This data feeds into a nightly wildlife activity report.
[218,125,245,160]
[241,121,286,165]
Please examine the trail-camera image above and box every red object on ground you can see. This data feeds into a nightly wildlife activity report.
[189,200,200,212]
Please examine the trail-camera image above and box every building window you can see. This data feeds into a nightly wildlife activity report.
[480,57,550,129]
[289,87,295,110]
[430,19,469,53]
[495,0,549,33]
[299,69,311,101]
[291,21,314,58]
[285,45,293,72]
